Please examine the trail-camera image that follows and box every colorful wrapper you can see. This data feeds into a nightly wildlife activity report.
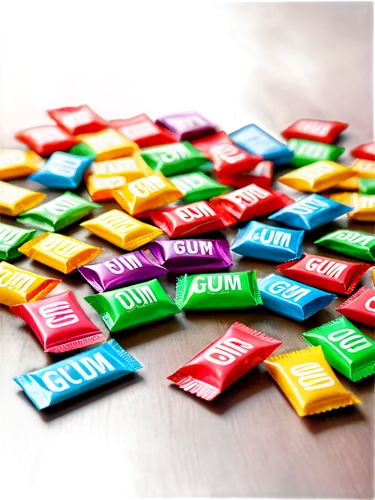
[359,178,375,194]
[170,172,229,203]
[77,249,167,292]
[229,124,293,165]
[277,254,370,295]
[281,119,348,144]
[140,142,208,176]
[333,175,359,191]
[148,238,232,273]
[10,289,105,353]
[175,271,262,310]
[15,125,79,157]
[47,105,108,135]
[69,143,97,159]
[85,174,127,201]
[85,155,152,179]
[351,141,375,161]
[149,201,236,238]
[14,339,142,410]
[0,261,60,306]
[109,114,176,148]
[0,148,44,180]
[217,161,274,189]
[231,221,304,262]
[0,223,37,260]
[336,286,375,328]
[168,321,282,401]
[268,194,352,230]
[80,209,163,250]
[77,129,139,161]
[18,233,102,274]
[84,278,180,332]
[113,173,183,215]
[156,112,217,141]
[315,229,375,262]
[287,138,345,167]
[264,346,361,416]
[0,181,46,216]
[302,316,375,382]
[278,161,355,192]
[257,273,336,321]
[352,159,375,178]
[330,192,375,222]
[16,192,100,232]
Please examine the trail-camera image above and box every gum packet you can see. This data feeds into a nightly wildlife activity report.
[315,229,375,262]
[0,223,37,260]
[85,155,152,179]
[336,286,375,327]
[85,174,127,201]
[352,159,375,178]
[109,114,176,147]
[170,172,229,203]
[47,105,107,135]
[77,129,139,161]
[287,138,345,167]
[330,192,375,222]
[351,141,375,161]
[281,119,348,143]
[15,125,78,156]
[0,148,44,180]
[156,112,217,141]
[217,161,274,188]
[0,181,46,216]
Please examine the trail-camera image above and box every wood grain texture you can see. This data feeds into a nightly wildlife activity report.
[0,166,374,500]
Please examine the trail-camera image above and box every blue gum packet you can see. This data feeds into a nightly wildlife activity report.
[29,152,92,189]
[229,124,294,165]
[14,339,142,410]
[258,273,337,321]
[268,194,352,230]
[230,221,304,262]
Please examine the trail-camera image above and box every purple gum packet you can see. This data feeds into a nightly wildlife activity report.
[147,239,233,274]
[77,249,167,293]
[155,112,218,142]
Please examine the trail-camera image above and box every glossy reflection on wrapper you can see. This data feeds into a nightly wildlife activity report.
[351,159,375,178]
[47,105,108,135]
[281,119,348,144]
[315,229,375,262]
[170,172,229,203]
[77,129,139,161]
[0,148,44,180]
[0,223,37,260]
[330,192,375,222]
[337,286,375,327]
[85,155,152,179]
[85,174,127,201]
[0,181,46,216]
[141,142,208,176]
[287,138,345,167]
[15,125,79,157]
[351,141,375,161]
[155,112,217,142]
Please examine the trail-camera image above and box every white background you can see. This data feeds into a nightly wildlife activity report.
[0,8,141,147]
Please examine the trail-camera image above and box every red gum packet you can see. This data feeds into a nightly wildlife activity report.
[337,286,375,327]
[217,161,274,188]
[192,131,263,175]
[149,201,236,238]
[168,321,282,401]
[109,114,176,148]
[210,183,293,222]
[277,254,371,295]
[10,289,105,353]
[47,105,108,135]
[281,119,348,144]
[16,126,79,157]
[351,141,375,161]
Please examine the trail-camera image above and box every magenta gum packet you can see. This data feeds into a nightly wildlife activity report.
[77,248,167,292]
[147,238,233,273]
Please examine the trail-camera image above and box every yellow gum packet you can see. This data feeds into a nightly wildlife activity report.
[352,159,375,179]
[278,161,355,192]
[85,155,152,179]
[330,192,375,221]
[333,175,359,191]
[18,233,102,274]
[264,346,361,417]
[81,209,162,250]
[77,129,139,161]
[113,172,183,215]
[0,148,44,180]
[0,261,60,306]
[85,174,127,201]
[0,181,46,216]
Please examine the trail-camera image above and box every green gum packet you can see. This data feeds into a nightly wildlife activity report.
[359,178,375,195]
[140,142,208,176]
[0,223,37,260]
[69,143,97,159]
[302,316,375,382]
[84,278,180,332]
[175,270,262,310]
[16,192,101,232]
[288,138,345,167]
[315,229,375,262]
[170,171,230,203]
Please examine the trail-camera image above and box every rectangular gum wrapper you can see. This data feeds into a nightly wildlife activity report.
[14,339,142,410]
[264,346,361,416]
[80,209,163,250]
[330,192,375,222]
[301,316,375,382]
[336,286,375,327]
[315,229,375,262]
[0,223,37,260]
[0,181,46,216]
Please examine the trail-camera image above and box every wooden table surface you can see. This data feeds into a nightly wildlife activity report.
[0,169,374,500]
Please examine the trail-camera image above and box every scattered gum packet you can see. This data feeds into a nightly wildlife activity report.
[47,105,108,135]
[315,229,375,262]
[10,289,105,353]
[336,286,375,328]
[257,273,336,321]
[0,223,37,260]
[281,119,348,144]
[168,321,282,401]
[0,148,44,180]
[217,161,274,188]
[80,209,162,250]
[156,112,217,141]
[0,181,46,216]
[330,192,375,222]
[18,232,102,274]
[15,125,79,156]
[287,138,345,167]
[17,192,100,232]
[175,271,262,310]
[264,346,361,416]
[302,316,375,382]
[84,278,180,332]
[77,129,139,161]
[351,159,375,178]
[85,155,152,179]
[351,141,375,161]
[0,261,60,306]
[85,174,127,201]
[170,172,229,203]
[14,339,142,410]
[278,161,355,192]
